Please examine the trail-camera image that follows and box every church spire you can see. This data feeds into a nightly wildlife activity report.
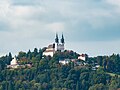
[55,33,59,44]
[61,33,65,44]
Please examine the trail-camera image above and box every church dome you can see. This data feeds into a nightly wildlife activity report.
[11,57,17,65]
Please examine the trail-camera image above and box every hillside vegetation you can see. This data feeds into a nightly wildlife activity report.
[0,48,120,90]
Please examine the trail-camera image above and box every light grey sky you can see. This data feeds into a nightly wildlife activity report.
[0,0,120,56]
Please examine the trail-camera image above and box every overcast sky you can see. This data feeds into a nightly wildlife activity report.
[0,0,120,57]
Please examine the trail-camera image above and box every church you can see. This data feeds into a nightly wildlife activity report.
[7,56,19,69]
[43,33,65,57]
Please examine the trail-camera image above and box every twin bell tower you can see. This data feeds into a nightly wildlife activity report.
[54,33,65,52]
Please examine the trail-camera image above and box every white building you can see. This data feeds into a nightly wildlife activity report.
[43,33,65,57]
[7,56,19,69]
[78,54,88,61]
[11,57,17,65]
[43,44,55,57]
[59,59,70,65]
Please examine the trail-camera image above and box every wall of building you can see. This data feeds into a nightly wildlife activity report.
[78,56,86,61]
[43,51,54,57]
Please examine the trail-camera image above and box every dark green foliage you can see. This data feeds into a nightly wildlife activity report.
[89,83,108,90]
[0,49,120,90]
[33,48,38,57]
[26,50,32,60]
[97,56,103,66]
[0,53,13,71]
[18,51,26,59]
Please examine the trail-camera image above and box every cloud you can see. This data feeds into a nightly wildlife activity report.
[0,0,11,19]
[11,0,41,6]
[0,0,120,39]
[0,0,120,56]
[106,0,120,6]
[67,40,120,56]
[46,22,65,32]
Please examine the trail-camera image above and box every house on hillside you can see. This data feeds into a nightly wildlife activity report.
[7,56,33,69]
[59,59,70,65]
[78,54,88,61]
[59,59,82,65]
[43,44,55,57]
[7,56,19,69]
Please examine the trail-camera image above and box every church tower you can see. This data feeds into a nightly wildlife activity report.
[55,33,65,51]
[43,33,65,57]
[60,33,65,52]
[55,33,59,44]
[55,33,59,51]
[61,33,65,44]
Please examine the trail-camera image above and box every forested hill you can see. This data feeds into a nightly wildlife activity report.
[0,48,120,90]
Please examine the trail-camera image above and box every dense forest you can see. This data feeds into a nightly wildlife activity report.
[0,48,120,90]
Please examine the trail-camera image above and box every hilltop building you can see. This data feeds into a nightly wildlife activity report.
[59,59,70,65]
[7,56,33,69]
[7,56,19,69]
[43,44,55,57]
[78,54,88,61]
[43,33,65,57]
[59,59,78,65]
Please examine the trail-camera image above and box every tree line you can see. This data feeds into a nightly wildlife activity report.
[0,48,120,90]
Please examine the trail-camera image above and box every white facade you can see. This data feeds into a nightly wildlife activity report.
[43,34,65,57]
[43,44,55,57]
[43,43,65,57]
[55,43,58,51]
[78,56,86,61]
[43,51,55,57]
[59,59,70,65]
[11,57,17,65]
[57,44,64,52]
[7,57,19,69]
[78,54,88,61]
[95,65,100,68]
[55,43,64,52]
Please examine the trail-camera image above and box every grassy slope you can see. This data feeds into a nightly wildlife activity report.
[107,72,120,78]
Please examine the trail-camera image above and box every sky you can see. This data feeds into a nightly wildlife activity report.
[0,0,120,57]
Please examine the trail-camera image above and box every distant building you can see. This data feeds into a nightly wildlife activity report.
[78,54,88,61]
[43,33,65,57]
[43,44,55,57]
[7,56,19,69]
[7,56,33,69]
[11,57,17,65]
[92,65,100,71]
[59,59,70,65]
[59,59,79,65]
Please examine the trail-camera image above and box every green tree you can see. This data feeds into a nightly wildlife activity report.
[89,83,108,90]
[76,81,80,90]
[26,50,32,60]
[8,81,14,90]
[18,51,26,59]
[33,48,38,57]
[97,56,103,66]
